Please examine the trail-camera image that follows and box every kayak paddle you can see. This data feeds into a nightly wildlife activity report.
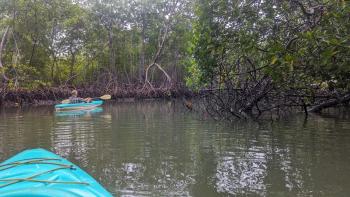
[61,94,111,104]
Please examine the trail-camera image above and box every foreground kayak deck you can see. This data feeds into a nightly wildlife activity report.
[0,148,112,197]
[55,100,103,111]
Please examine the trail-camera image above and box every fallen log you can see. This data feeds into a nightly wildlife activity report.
[308,93,350,113]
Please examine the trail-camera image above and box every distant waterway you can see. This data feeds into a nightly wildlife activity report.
[0,101,349,196]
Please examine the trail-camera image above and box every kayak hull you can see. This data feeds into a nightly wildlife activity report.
[55,107,103,117]
[54,100,103,111]
[0,148,112,197]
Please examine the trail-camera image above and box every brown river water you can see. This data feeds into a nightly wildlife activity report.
[0,101,350,196]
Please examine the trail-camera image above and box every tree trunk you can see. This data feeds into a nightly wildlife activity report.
[172,45,178,82]
[29,6,38,66]
[69,51,76,83]
[139,15,146,81]
[108,29,116,71]
[29,37,37,66]
[143,25,172,89]
[0,26,10,82]
[50,19,58,83]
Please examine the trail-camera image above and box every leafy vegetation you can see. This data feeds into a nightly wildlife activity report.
[191,0,350,88]
[0,0,349,115]
[0,0,192,89]
[190,0,350,118]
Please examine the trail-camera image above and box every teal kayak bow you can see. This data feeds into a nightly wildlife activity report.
[0,148,113,197]
[55,100,103,111]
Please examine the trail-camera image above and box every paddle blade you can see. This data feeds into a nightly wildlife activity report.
[61,99,70,104]
[99,95,111,100]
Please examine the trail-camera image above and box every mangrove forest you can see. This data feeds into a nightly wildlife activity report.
[0,0,349,119]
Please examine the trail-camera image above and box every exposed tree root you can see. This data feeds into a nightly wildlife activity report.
[0,83,191,107]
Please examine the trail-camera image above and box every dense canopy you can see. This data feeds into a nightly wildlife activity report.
[0,0,349,117]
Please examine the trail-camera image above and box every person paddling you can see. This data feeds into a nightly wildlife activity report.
[69,90,92,103]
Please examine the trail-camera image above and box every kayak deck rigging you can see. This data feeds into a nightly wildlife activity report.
[0,158,89,188]
[0,149,112,197]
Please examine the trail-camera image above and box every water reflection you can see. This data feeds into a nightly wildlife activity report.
[0,102,350,196]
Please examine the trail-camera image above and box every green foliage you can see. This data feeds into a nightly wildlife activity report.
[190,0,350,92]
[185,57,202,91]
[2,0,348,93]
[0,0,193,89]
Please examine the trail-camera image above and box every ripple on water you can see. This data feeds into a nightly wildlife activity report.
[1,103,350,196]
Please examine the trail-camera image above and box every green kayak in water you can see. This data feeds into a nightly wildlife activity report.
[0,148,113,197]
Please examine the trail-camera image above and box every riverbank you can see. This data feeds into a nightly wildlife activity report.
[0,84,192,107]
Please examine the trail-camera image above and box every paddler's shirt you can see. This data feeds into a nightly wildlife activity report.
[69,96,85,104]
